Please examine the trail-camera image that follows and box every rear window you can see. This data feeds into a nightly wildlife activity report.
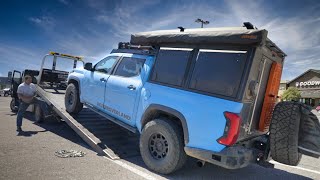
[189,50,248,97]
[151,48,191,87]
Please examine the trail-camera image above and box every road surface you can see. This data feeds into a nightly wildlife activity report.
[0,97,319,180]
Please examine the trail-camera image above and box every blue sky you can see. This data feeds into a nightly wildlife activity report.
[0,0,319,80]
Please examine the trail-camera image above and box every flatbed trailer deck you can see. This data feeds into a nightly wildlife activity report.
[36,85,140,159]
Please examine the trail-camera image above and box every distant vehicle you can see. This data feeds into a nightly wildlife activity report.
[0,88,11,97]
[7,69,39,112]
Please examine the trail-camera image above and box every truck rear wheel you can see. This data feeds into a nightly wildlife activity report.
[140,118,187,174]
[270,101,302,166]
[65,83,83,114]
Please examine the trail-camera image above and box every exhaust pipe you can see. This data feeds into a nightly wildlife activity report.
[197,160,206,167]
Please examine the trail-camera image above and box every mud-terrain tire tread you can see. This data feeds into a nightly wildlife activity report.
[65,83,83,114]
[140,118,187,174]
[270,101,302,166]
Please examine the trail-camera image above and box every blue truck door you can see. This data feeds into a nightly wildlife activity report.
[82,56,119,111]
[104,57,146,126]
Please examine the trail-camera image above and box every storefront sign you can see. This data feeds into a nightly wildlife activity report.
[296,81,320,87]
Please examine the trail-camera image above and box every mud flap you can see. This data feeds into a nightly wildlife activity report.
[298,103,320,158]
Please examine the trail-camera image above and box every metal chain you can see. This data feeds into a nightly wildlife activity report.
[54,150,86,158]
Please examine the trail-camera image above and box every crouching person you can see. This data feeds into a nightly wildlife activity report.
[16,75,49,132]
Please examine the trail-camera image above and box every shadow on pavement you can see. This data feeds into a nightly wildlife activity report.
[17,130,46,137]
[16,112,312,179]
[122,155,311,180]
[21,112,92,151]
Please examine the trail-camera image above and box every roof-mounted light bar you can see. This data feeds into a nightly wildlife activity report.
[49,51,83,61]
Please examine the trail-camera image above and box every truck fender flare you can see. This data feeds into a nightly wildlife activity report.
[67,77,81,94]
[141,104,189,144]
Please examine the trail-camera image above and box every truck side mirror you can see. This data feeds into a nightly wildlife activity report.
[7,71,12,83]
[84,63,93,71]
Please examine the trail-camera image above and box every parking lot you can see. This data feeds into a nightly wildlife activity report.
[0,96,319,180]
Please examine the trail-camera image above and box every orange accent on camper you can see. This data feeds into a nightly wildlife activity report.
[258,62,283,132]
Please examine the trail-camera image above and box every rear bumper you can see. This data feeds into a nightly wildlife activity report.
[184,146,255,169]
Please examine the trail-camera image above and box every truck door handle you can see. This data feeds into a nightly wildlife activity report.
[100,78,107,82]
[127,85,136,90]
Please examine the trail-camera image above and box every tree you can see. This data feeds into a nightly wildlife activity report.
[281,87,301,101]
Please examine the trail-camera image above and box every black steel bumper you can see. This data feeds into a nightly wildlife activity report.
[184,146,255,169]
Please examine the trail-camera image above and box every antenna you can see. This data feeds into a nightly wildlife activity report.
[177,26,185,32]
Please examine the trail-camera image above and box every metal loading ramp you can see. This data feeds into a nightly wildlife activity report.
[36,86,140,159]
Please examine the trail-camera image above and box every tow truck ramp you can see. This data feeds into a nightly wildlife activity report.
[36,85,140,160]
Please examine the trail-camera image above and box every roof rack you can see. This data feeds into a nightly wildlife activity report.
[111,42,157,55]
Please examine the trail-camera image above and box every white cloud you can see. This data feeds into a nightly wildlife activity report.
[29,16,56,31]
[0,44,43,76]
[95,2,228,36]
[3,1,317,81]
[224,0,320,80]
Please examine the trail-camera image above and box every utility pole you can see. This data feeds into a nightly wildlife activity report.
[195,18,209,28]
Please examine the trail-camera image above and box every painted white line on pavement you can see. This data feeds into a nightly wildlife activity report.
[270,160,320,175]
[103,157,164,180]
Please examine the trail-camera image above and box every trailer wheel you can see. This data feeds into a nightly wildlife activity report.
[140,118,187,174]
[10,99,18,112]
[34,104,44,123]
[65,83,83,114]
[270,101,302,166]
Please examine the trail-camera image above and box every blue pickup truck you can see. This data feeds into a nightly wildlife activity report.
[65,23,320,174]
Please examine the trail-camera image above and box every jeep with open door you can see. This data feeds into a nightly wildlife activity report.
[65,22,320,174]
[8,69,39,112]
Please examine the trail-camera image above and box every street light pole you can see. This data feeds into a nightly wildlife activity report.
[195,18,210,28]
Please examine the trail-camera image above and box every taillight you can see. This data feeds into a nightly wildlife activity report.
[217,112,241,146]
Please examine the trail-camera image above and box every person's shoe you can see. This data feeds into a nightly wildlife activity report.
[16,127,22,132]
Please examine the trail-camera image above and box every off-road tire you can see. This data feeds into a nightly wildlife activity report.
[34,103,43,123]
[270,101,302,166]
[10,98,18,112]
[65,83,83,114]
[140,118,187,174]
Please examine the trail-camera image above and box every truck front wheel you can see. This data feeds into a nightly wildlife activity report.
[270,101,302,166]
[140,118,187,174]
[65,83,83,114]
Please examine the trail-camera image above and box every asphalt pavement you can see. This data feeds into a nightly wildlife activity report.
[0,96,319,180]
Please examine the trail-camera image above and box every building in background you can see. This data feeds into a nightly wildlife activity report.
[285,69,320,107]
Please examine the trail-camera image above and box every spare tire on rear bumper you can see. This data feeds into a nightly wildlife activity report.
[270,101,302,166]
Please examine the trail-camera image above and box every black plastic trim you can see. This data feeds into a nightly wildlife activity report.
[184,146,255,169]
[141,104,189,144]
